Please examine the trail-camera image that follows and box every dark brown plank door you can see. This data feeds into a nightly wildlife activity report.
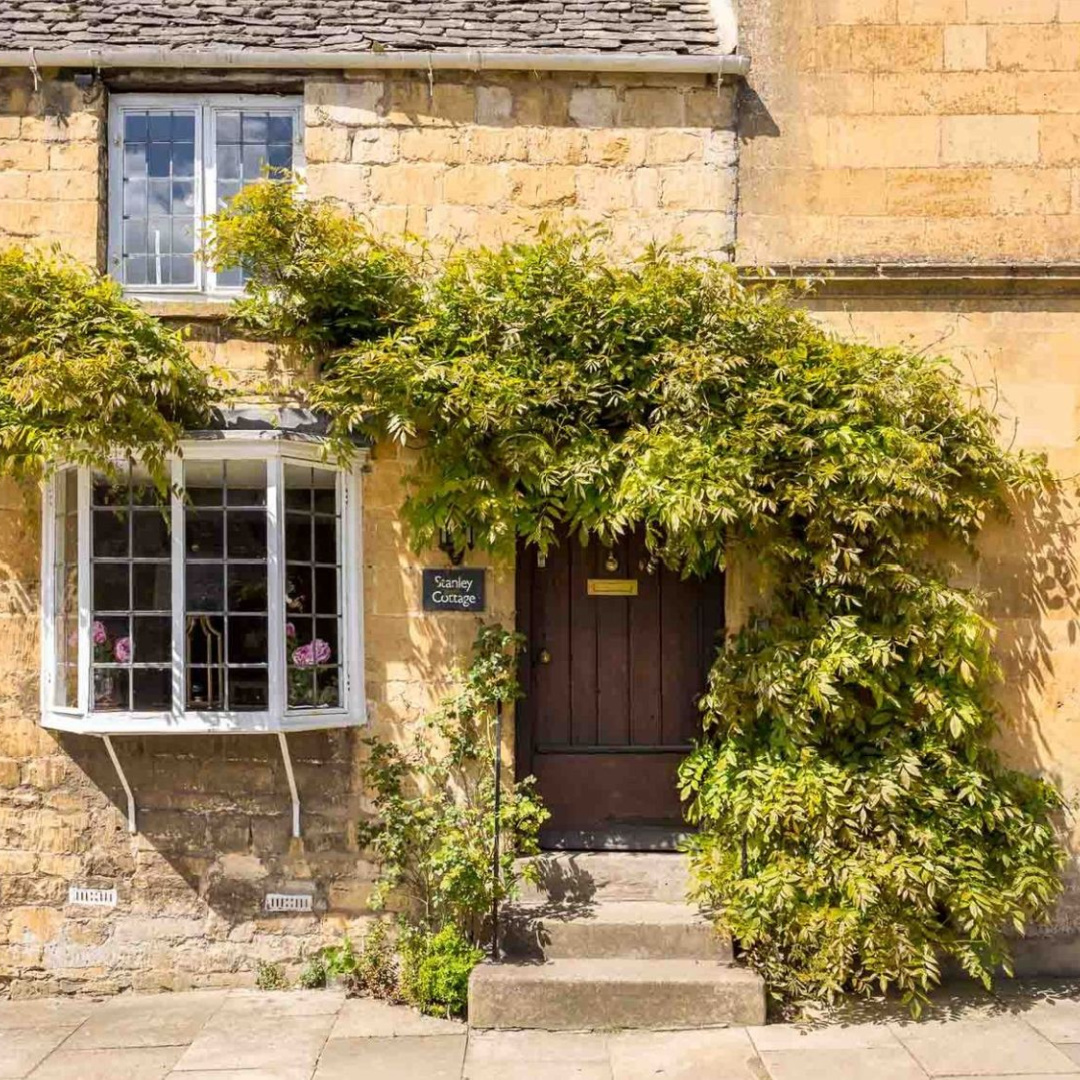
[517,532,724,839]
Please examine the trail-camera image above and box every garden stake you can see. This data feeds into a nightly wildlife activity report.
[491,695,503,962]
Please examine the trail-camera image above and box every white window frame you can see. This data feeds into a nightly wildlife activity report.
[39,436,367,736]
[107,93,305,301]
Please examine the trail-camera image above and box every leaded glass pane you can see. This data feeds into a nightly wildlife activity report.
[90,463,172,712]
[284,464,342,709]
[119,109,198,287]
[184,460,269,712]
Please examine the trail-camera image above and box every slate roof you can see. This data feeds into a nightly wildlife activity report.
[0,1,723,56]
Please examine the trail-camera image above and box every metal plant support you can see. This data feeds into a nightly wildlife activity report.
[490,695,503,962]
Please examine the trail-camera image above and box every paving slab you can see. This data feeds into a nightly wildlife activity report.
[465,1061,612,1080]
[0,998,96,1032]
[65,990,227,1050]
[0,1026,78,1079]
[327,996,464,1038]
[1007,999,1080,1044]
[748,1020,900,1052]
[466,1029,611,1063]
[172,1007,335,1073]
[29,1046,183,1080]
[891,1017,1080,1076]
[166,1072,312,1080]
[609,1028,762,1079]
[217,989,345,1017]
[314,1035,466,1079]
[759,1047,927,1080]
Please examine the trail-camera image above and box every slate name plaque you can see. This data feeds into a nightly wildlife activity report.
[422,568,486,612]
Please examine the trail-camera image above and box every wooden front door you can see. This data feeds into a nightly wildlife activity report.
[515,531,724,845]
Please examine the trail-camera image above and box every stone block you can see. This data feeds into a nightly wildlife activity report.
[469,126,529,163]
[398,128,464,164]
[684,87,736,128]
[431,83,476,125]
[306,79,384,127]
[575,167,634,212]
[898,0,965,20]
[944,25,987,71]
[884,167,992,216]
[476,85,513,126]
[510,166,577,208]
[968,0,1058,21]
[988,26,1080,71]
[658,166,734,212]
[620,88,684,128]
[351,127,400,164]
[815,0,897,24]
[1040,115,1080,165]
[0,139,47,170]
[826,116,940,168]
[991,168,1071,214]
[305,125,351,164]
[645,131,703,165]
[525,128,585,165]
[941,115,1039,165]
[816,25,944,73]
[569,87,618,129]
[442,164,512,206]
[47,141,98,171]
[512,85,569,127]
[304,163,368,203]
[369,163,444,206]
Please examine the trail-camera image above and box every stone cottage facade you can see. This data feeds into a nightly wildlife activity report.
[2,0,1080,995]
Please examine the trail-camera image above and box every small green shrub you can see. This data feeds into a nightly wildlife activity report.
[353,921,400,999]
[399,924,484,1019]
[319,934,358,982]
[296,954,328,990]
[255,960,288,991]
[357,624,549,943]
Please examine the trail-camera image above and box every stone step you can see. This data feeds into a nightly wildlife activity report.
[500,900,733,961]
[468,958,766,1031]
[517,851,692,904]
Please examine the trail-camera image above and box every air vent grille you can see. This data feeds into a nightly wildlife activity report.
[68,886,117,907]
[265,893,313,913]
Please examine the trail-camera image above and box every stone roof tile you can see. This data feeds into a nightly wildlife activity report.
[0,1,725,55]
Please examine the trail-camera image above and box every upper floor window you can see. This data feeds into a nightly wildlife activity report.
[40,437,366,735]
[107,94,304,298]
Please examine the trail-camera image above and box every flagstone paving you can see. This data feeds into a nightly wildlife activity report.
[5,980,1080,1078]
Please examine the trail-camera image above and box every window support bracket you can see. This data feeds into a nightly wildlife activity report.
[278,731,301,839]
[102,734,137,834]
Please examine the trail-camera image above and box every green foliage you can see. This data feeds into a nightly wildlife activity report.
[350,921,400,999]
[399,924,484,1019]
[357,624,549,944]
[254,960,288,991]
[204,176,420,354]
[222,182,1067,1011]
[0,246,214,481]
[296,954,328,989]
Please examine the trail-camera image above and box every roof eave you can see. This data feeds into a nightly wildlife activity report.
[0,46,750,77]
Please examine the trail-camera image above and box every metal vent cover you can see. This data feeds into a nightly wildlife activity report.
[265,892,313,913]
[68,886,117,907]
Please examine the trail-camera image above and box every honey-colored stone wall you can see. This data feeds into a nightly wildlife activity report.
[737,0,1080,263]
[0,71,102,265]
[304,71,737,257]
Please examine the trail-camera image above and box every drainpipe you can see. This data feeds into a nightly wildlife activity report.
[0,47,750,78]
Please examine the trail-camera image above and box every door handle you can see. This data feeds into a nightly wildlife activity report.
[537,647,551,665]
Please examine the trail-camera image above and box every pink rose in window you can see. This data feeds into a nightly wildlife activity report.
[92,620,107,646]
[286,621,297,640]
[292,638,331,667]
[114,636,132,664]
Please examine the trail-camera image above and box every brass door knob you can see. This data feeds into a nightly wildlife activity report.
[537,647,551,665]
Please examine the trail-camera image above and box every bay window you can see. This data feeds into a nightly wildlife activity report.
[40,438,365,735]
